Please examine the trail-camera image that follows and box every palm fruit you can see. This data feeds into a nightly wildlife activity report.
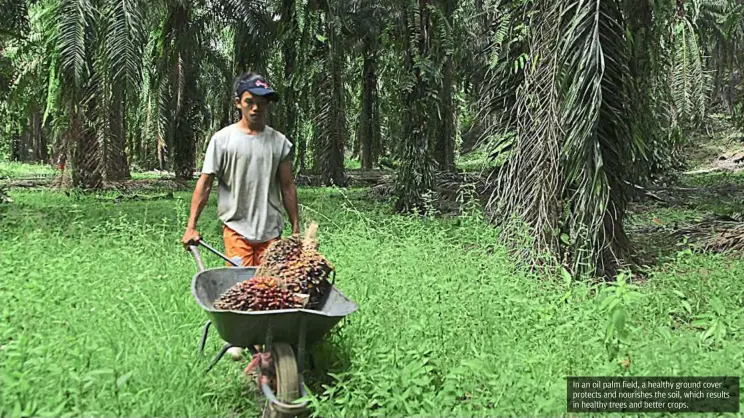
[213,276,302,311]
[261,234,303,267]
[257,222,334,309]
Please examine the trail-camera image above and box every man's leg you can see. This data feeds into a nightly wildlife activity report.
[223,225,255,267]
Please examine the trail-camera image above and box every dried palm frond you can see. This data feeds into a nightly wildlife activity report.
[703,223,744,253]
[485,0,562,258]
[674,220,744,253]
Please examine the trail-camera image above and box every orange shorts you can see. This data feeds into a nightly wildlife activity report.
[223,225,278,267]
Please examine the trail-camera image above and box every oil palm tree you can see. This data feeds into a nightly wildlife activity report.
[0,0,29,41]
[303,0,348,187]
[52,0,145,187]
[394,0,438,214]
[482,0,651,277]
[52,0,270,185]
[432,0,458,172]
[148,0,270,179]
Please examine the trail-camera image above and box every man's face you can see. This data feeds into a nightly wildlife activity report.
[236,91,269,124]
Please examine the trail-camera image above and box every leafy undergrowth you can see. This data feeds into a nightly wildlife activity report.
[682,114,744,173]
[626,169,744,266]
[0,160,174,182]
[1,185,744,417]
[0,161,60,179]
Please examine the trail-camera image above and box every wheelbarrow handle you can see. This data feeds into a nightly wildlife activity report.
[189,245,206,273]
[197,239,240,267]
[188,239,240,273]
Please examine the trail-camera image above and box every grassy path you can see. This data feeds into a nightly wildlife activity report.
[1,185,743,417]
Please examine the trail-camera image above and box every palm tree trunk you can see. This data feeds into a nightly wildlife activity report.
[395,1,435,213]
[359,42,377,170]
[127,105,135,167]
[31,110,48,162]
[173,51,198,180]
[71,98,103,189]
[434,0,457,171]
[311,77,323,174]
[278,0,298,147]
[435,53,455,170]
[105,87,131,180]
[312,8,346,186]
[371,78,381,167]
[327,23,347,186]
[293,5,317,174]
[9,130,20,161]
[18,131,30,161]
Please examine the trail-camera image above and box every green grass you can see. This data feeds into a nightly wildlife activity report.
[456,149,493,173]
[0,161,60,179]
[344,156,362,171]
[2,172,744,416]
[0,160,177,182]
[682,171,744,188]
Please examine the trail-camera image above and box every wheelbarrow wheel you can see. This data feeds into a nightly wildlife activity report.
[261,343,305,418]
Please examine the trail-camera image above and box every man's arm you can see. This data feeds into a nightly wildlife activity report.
[182,173,214,249]
[278,158,300,235]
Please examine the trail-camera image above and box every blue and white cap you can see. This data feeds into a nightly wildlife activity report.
[235,74,279,102]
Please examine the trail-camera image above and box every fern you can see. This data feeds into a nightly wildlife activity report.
[488,8,510,68]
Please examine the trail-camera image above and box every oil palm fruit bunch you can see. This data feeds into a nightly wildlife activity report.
[258,222,334,309]
[261,233,303,267]
[214,276,303,311]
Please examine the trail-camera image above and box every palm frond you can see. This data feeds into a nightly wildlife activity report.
[58,0,94,88]
[670,17,708,127]
[485,0,642,277]
[219,0,271,29]
[0,0,30,40]
[485,0,562,256]
[470,0,528,154]
[104,0,145,93]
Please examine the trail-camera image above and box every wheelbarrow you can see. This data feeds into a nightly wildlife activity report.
[189,239,358,418]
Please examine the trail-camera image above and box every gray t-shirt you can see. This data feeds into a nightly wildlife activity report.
[201,124,293,243]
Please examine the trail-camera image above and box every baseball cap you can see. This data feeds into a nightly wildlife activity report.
[235,74,280,102]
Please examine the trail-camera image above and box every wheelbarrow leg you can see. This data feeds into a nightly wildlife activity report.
[198,321,211,355]
[205,343,235,373]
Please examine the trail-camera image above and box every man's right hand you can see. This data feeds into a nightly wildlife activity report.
[182,227,201,251]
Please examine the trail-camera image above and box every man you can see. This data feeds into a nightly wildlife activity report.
[182,71,300,267]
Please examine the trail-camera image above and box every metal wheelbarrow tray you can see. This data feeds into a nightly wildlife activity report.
[192,265,358,348]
